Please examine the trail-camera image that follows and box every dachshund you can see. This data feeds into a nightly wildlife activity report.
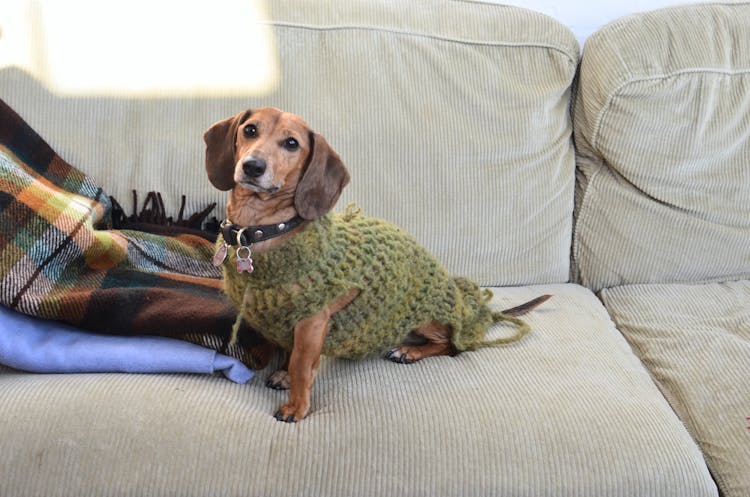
[204,107,549,422]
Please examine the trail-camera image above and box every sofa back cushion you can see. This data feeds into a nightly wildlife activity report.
[573,3,750,292]
[0,1,579,286]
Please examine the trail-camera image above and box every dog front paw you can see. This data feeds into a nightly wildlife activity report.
[274,401,310,423]
[266,369,291,390]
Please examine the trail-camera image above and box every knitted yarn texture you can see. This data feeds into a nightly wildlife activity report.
[221,208,529,359]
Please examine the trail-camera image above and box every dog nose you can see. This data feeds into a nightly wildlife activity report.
[242,158,267,178]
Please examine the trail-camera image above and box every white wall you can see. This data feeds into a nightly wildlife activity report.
[478,1,704,46]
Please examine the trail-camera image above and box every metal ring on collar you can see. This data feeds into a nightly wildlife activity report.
[236,227,249,247]
[236,245,252,259]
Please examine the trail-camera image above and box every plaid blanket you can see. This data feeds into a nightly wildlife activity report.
[0,99,273,369]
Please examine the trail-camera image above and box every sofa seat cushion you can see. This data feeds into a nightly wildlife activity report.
[600,280,750,497]
[0,284,716,497]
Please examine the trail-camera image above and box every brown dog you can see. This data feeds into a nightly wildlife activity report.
[204,107,549,422]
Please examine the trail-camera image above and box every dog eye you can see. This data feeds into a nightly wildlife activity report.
[243,124,257,138]
[282,138,299,151]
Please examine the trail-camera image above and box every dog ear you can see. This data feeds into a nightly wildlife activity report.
[294,132,350,220]
[203,109,252,191]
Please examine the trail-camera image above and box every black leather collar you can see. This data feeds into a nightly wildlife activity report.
[220,215,305,246]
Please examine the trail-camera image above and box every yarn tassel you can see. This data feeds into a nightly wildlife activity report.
[228,282,252,348]
[482,312,531,346]
[480,290,548,345]
[342,202,362,221]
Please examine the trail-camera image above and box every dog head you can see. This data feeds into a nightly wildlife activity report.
[203,107,350,220]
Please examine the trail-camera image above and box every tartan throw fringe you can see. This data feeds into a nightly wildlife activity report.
[0,98,273,370]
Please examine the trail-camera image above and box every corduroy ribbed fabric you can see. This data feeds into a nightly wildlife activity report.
[0,284,717,497]
[0,0,579,286]
[601,280,750,497]
[572,2,750,291]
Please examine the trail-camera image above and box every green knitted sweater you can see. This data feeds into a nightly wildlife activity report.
[221,208,528,359]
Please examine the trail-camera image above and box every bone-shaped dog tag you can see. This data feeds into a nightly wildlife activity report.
[236,246,254,273]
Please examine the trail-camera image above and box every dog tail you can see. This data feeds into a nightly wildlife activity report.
[501,294,552,317]
[450,280,551,350]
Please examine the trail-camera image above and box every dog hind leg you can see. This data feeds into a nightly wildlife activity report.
[386,321,455,364]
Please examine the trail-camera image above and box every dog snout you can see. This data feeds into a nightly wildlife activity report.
[242,158,267,178]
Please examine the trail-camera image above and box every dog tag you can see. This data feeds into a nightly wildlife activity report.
[236,246,254,273]
[213,243,228,267]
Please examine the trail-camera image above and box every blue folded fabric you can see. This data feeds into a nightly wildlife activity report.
[0,305,253,384]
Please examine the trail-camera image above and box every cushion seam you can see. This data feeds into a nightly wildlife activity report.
[590,68,750,150]
[260,21,578,65]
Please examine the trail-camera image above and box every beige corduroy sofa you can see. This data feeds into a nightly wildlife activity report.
[1,2,748,496]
